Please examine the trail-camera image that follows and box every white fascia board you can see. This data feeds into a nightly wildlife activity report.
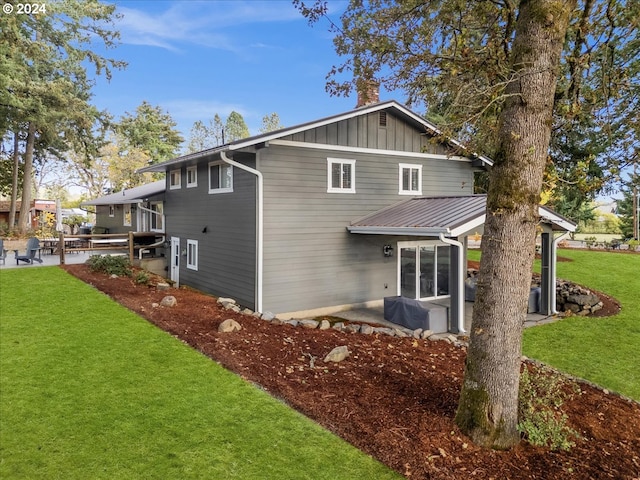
[347,226,450,236]
[269,139,473,163]
[538,207,577,232]
[449,214,487,238]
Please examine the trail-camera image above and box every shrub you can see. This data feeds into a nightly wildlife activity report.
[87,255,132,277]
[518,366,581,451]
[135,271,150,285]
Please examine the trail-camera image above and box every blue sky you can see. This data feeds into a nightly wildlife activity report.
[91,0,395,145]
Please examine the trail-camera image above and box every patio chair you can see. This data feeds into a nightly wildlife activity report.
[0,239,7,265]
[14,237,43,265]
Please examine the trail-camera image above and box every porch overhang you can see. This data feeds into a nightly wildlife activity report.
[347,195,576,237]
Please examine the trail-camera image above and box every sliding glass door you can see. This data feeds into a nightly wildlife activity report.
[398,242,451,300]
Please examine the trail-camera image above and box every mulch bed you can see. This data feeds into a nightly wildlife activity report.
[61,264,640,479]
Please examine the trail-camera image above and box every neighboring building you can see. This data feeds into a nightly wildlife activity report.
[0,199,56,230]
[81,180,166,235]
[138,99,576,333]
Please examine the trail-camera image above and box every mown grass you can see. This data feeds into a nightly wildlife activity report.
[0,267,401,480]
[468,248,639,400]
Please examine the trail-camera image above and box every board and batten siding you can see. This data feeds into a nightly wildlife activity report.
[282,110,452,155]
[258,143,474,315]
[164,154,257,309]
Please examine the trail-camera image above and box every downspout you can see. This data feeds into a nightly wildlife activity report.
[220,151,264,313]
[550,231,570,314]
[439,233,466,334]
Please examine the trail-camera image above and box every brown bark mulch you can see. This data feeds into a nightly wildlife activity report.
[61,264,640,480]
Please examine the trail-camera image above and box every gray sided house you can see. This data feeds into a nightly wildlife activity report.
[81,180,166,235]
[139,100,576,333]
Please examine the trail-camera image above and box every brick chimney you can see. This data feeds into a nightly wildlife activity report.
[355,79,380,108]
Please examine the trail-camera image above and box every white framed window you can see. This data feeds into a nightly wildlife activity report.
[186,166,198,188]
[108,204,115,217]
[399,163,422,195]
[150,201,164,232]
[123,204,132,226]
[186,239,198,271]
[169,169,181,190]
[208,161,233,194]
[327,158,356,193]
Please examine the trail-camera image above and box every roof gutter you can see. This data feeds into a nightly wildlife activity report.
[220,151,264,313]
[347,226,450,236]
[438,233,466,334]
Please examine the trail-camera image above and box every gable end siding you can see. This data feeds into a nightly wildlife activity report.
[283,111,451,155]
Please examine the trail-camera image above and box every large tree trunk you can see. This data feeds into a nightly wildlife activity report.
[17,122,36,234]
[9,131,20,231]
[455,0,575,449]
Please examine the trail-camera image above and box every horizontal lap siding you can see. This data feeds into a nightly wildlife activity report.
[165,156,257,309]
[260,144,473,314]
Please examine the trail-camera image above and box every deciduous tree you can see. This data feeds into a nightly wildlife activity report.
[297,0,582,448]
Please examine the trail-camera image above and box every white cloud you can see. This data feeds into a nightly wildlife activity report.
[115,1,301,52]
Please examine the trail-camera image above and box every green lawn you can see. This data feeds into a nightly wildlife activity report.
[468,248,640,400]
[0,267,401,480]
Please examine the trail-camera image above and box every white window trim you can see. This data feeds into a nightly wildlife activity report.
[327,158,356,194]
[399,163,423,195]
[150,201,164,233]
[186,239,198,271]
[186,166,198,188]
[123,204,132,227]
[397,240,451,300]
[169,169,181,190]
[108,204,115,217]
[208,161,234,194]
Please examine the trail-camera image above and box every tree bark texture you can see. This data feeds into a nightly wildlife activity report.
[9,132,20,230]
[455,0,575,449]
[18,123,36,234]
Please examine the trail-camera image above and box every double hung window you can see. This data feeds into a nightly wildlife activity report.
[186,239,198,270]
[169,169,181,189]
[327,158,356,193]
[399,163,422,195]
[209,161,233,194]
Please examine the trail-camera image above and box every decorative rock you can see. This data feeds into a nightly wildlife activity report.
[394,328,409,338]
[218,319,242,333]
[374,327,395,336]
[319,320,331,330]
[413,328,423,339]
[300,319,319,329]
[159,295,177,307]
[332,322,345,331]
[261,311,276,321]
[217,297,236,305]
[421,329,434,339]
[242,308,254,316]
[156,282,170,291]
[360,324,374,335]
[324,345,350,363]
[566,293,600,307]
[270,318,284,325]
[284,320,299,327]
[345,324,361,333]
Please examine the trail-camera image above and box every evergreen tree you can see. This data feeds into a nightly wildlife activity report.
[117,101,183,163]
[0,0,124,232]
[224,111,250,143]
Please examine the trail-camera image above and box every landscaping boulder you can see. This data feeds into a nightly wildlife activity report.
[324,346,350,363]
[218,319,242,333]
[159,295,177,307]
